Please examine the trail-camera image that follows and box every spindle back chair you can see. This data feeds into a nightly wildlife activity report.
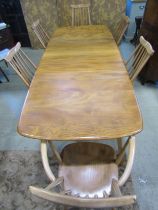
[126,36,154,81]
[71,4,91,26]
[112,14,130,45]
[4,42,37,87]
[32,20,50,48]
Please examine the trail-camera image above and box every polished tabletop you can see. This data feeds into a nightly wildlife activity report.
[18,25,142,141]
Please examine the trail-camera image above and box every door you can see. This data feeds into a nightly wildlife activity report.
[0,0,31,47]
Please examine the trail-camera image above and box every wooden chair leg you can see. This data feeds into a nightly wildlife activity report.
[116,138,130,166]
[117,138,126,165]
[49,141,62,163]
[117,138,123,153]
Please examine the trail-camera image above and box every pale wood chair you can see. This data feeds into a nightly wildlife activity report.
[4,42,37,87]
[112,14,130,45]
[30,136,137,209]
[71,4,91,26]
[125,36,154,82]
[32,20,50,48]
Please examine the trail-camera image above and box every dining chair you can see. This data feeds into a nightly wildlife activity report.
[112,14,130,45]
[30,136,136,209]
[125,36,154,82]
[4,42,37,87]
[32,20,50,48]
[0,48,10,83]
[71,4,91,26]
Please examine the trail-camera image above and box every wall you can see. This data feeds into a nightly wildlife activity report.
[20,0,58,48]
[20,0,126,48]
[57,0,126,27]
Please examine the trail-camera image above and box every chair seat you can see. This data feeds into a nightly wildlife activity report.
[59,142,118,198]
[0,48,9,61]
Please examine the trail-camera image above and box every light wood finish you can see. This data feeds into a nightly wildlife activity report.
[45,177,64,191]
[49,141,62,163]
[4,42,36,87]
[112,14,130,45]
[71,4,91,26]
[30,186,136,208]
[40,138,136,187]
[118,136,136,186]
[59,163,118,198]
[117,138,123,153]
[61,142,115,165]
[59,143,117,198]
[18,25,142,141]
[59,137,135,193]
[41,140,56,181]
[111,179,122,197]
[126,36,154,81]
[30,140,136,208]
[32,20,50,48]
[116,138,126,166]
[116,138,130,166]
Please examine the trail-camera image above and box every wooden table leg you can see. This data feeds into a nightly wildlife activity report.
[117,138,123,152]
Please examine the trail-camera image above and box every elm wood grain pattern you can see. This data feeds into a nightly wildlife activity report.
[59,143,117,198]
[18,25,142,141]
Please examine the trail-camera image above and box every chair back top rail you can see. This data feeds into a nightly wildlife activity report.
[71,4,90,8]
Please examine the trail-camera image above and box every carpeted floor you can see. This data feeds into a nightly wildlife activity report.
[0,151,139,210]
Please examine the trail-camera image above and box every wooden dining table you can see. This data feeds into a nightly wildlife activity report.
[17,25,143,207]
[18,25,142,141]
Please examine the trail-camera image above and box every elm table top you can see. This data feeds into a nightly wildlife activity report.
[18,25,143,141]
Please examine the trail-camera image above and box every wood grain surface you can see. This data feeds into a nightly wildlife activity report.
[18,25,143,141]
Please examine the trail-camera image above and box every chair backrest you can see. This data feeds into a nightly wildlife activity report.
[32,20,50,48]
[4,42,37,87]
[30,136,137,208]
[113,15,129,45]
[71,4,91,26]
[126,36,154,82]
